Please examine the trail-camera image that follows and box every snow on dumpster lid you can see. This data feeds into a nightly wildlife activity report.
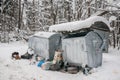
[49,16,112,32]
[33,31,58,38]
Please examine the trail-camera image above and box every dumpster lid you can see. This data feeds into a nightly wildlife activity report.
[49,16,112,32]
[33,31,58,38]
[64,29,91,38]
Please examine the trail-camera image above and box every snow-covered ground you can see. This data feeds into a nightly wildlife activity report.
[0,41,120,80]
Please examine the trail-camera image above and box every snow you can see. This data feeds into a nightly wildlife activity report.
[109,16,117,23]
[91,11,108,16]
[117,2,120,7]
[33,31,57,38]
[0,41,120,80]
[49,16,112,32]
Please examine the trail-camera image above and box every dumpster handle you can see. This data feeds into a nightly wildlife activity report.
[93,31,103,49]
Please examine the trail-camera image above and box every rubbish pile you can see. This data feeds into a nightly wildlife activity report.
[11,48,93,75]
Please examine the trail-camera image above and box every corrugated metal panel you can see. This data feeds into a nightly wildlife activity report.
[29,37,49,60]
[94,30,109,53]
[49,36,61,60]
[28,33,61,60]
[62,31,103,68]
[62,37,88,66]
[28,37,36,50]
[85,31,103,67]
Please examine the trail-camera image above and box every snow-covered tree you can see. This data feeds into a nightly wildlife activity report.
[0,0,19,42]
[0,0,120,45]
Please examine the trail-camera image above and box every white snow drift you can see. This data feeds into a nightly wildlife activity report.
[49,16,112,32]
[0,41,120,80]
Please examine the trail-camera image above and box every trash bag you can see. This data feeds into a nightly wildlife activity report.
[36,55,45,61]
[67,66,79,74]
[21,52,33,59]
[41,62,53,70]
[37,60,45,67]
[27,47,34,55]
[49,50,64,71]
[49,60,64,71]
[82,65,92,75]
[12,52,21,60]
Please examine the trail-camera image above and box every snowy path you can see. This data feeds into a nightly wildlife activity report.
[0,41,120,80]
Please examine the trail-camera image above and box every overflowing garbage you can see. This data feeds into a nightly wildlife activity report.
[11,48,93,75]
[12,52,21,60]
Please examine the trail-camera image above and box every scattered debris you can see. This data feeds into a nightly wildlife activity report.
[11,52,21,60]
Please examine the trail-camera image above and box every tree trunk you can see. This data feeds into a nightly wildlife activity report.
[113,31,116,48]
[68,2,71,22]
[87,1,90,17]
[18,0,21,31]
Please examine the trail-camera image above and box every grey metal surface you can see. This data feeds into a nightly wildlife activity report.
[85,31,103,67]
[94,30,109,53]
[28,33,61,60]
[62,37,87,66]
[62,31,103,68]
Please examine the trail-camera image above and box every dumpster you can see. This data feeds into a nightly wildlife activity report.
[28,32,61,60]
[49,16,111,68]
